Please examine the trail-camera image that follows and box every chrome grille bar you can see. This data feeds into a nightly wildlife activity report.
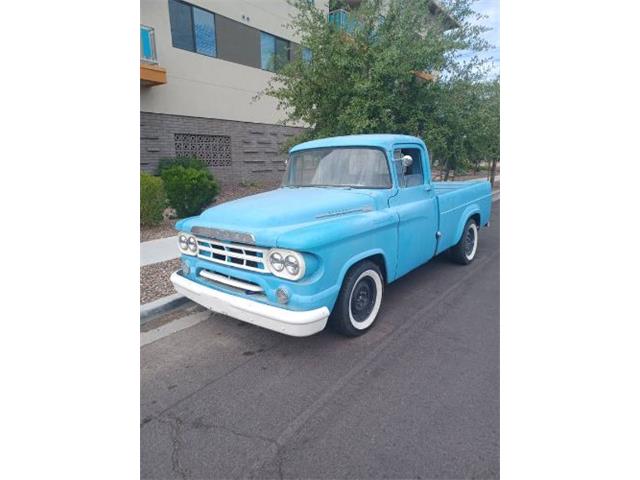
[199,270,264,293]
[195,236,269,273]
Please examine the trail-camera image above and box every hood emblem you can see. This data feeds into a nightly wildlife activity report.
[316,206,372,219]
[191,226,256,245]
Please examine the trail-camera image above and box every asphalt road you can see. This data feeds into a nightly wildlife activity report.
[141,201,500,479]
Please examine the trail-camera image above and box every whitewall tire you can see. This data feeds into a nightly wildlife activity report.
[331,260,384,337]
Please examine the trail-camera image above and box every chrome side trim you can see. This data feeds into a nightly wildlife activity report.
[316,206,372,219]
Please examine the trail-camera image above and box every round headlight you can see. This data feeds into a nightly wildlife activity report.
[178,234,188,251]
[284,255,299,275]
[187,236,198,252]
[270,252,285,272]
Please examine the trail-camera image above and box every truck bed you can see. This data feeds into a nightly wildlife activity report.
[433,179,493,254]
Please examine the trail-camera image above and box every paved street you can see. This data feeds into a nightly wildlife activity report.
[141,201,500,479]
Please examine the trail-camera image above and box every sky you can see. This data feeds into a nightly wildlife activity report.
[463,0,500,79]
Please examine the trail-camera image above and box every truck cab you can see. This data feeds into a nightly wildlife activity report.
[171,134,492,337]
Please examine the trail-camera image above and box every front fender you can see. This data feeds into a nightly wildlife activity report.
[275,211,399,311]
[276,210,397,251]
[337,248,392,287]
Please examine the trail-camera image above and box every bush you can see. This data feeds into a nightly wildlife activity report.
[161,165,219,217]
[140,173,167,226]
[158,156,207,175]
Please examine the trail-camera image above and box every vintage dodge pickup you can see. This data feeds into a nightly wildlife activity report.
[170,134,492,337]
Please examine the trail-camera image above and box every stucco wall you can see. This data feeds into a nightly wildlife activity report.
[140,0,328,125]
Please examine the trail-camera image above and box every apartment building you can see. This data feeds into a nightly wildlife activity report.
[140,0,329,184]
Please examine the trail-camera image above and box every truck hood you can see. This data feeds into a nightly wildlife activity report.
[178,187,378,247]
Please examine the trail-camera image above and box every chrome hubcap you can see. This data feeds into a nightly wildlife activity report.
[350,277,376,322]
[464,226,476,256]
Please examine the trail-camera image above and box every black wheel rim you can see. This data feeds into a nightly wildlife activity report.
[464,225,476,257]
[350,277,376,322]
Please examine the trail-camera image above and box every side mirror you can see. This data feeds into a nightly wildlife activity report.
[401,155,413,169]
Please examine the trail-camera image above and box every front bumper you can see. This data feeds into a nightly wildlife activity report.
[170,271,330,337]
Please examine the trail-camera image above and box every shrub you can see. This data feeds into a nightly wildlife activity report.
[158,156,207,175]
[161,165,219,217]
[140,172,167,226]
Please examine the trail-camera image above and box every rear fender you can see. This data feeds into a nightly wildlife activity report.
[453,205,482,244]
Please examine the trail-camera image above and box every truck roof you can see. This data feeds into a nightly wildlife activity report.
[289,134,426,153]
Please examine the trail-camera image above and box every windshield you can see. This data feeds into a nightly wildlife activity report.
[284,147,392,189]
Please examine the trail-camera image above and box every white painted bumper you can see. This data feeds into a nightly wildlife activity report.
[170,271,330,337]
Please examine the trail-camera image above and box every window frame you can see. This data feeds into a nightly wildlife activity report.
[393,146,426,188]
[284,146,393,189]
[260,31,291,72]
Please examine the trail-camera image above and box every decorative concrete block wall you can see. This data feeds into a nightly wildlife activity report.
[140,112,305,185]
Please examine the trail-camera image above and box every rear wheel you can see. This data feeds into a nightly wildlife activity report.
[330,260,384,337]
[448,218,479,265]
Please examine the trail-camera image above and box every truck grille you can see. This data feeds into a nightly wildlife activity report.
[195,236,269,273]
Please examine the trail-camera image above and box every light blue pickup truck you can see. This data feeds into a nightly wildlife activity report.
[171,134,492,337]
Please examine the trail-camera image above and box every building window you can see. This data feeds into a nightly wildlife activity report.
[174,133,232,167]
[193,8,216,56]
[260,32,290,72]
[168,0,217,57]
[302,47,312,63]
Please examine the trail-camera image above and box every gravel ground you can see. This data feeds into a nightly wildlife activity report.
[140,219,178,243]
[140,258,181,304]
[140,181,281,242]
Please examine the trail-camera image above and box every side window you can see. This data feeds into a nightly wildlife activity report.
[168,0,217,57]
[260,32,290,72]
[260,32,275,70]
[169,0,194,51]
[302,47,312,63]
[275,37,290,71]
[394,148,424,188]
[193,7,216,56]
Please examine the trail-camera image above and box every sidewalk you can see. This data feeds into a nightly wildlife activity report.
[140,235,178,267]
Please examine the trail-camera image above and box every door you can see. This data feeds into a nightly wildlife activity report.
[388,144,438,278]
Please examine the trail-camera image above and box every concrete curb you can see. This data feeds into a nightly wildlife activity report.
[140,293,190,325]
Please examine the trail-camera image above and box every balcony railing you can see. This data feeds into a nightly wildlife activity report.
[140,24,166,86]
[140,25,157,64]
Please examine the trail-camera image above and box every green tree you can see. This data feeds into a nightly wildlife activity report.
[263,0,499,179]
[430,78,499,179]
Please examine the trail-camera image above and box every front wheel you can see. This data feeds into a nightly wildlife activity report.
[448,218,479,265]
[330,260,384,337]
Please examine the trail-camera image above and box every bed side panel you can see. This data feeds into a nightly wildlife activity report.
[435,180,492,254]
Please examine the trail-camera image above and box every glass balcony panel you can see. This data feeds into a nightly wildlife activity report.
[140,25,157,64]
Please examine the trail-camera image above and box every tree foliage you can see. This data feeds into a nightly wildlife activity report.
[263,0,499,174]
